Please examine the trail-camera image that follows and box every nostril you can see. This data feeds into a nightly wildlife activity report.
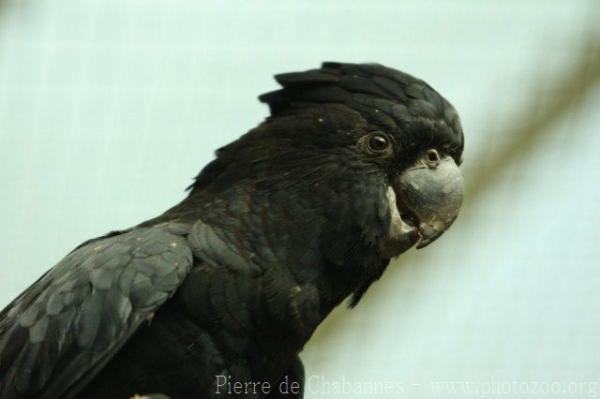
[426,149,440,163]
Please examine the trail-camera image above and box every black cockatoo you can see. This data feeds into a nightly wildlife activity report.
[0,62,464,399]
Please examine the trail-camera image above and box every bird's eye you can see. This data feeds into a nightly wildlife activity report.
[367,134,390,152]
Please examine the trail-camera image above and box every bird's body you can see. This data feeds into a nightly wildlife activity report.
[0,63,465,399]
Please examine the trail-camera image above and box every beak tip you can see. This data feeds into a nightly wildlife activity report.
[415,233,440,249]
[415,215,458,249]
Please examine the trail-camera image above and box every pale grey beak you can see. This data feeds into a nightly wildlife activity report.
[394,150,464,249]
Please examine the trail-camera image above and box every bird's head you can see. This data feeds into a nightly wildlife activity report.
[188,62,464,303]
[258,62,463,256]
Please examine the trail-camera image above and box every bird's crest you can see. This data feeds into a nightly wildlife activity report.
[259,62,460,134]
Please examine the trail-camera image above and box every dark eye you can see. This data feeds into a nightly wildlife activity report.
[367,134,390,152]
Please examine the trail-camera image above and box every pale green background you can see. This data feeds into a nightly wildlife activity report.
[0,1,599,398]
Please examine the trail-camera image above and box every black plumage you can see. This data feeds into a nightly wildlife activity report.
[0,62,464,399]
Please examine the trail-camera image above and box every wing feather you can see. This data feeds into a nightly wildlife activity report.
[0,223,193,399]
